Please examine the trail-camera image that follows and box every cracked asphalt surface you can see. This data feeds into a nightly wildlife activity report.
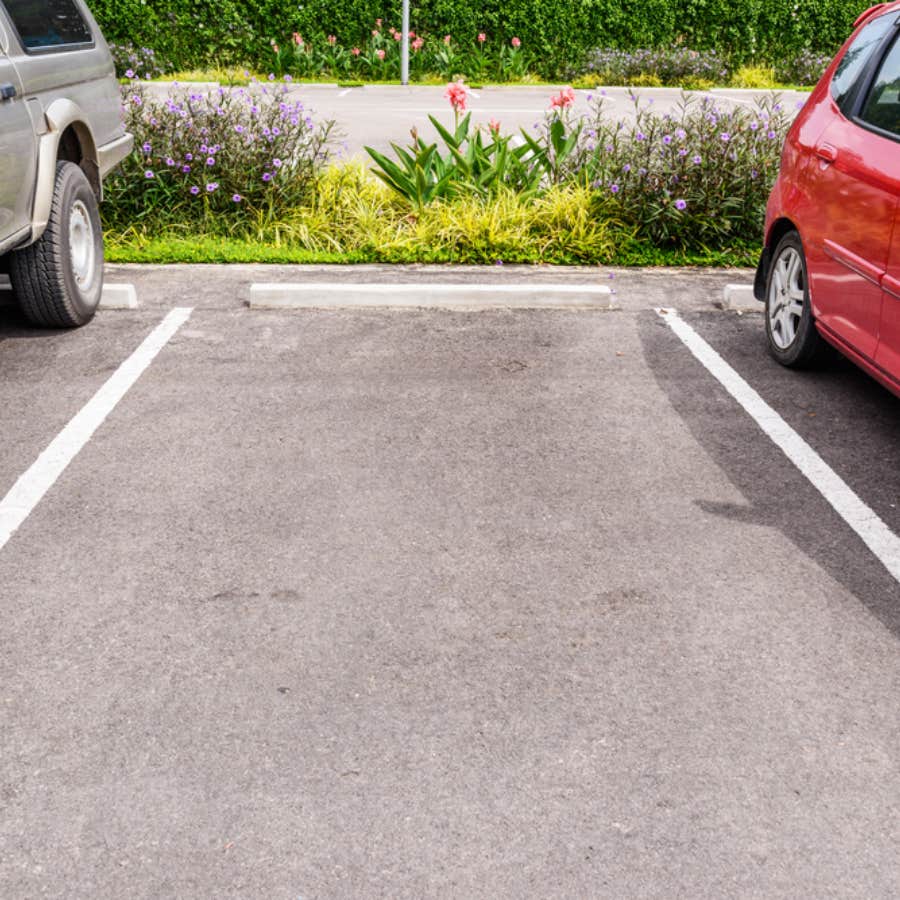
[1,266,898,898]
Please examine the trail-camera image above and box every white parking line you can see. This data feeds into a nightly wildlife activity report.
[0,307,193,553]
[657,308,900,585]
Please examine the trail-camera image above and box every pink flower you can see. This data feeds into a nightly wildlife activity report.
[327,34,336,45]
[549,86,576,110]
[292,32,303,46]
[351,47,361,56]
[409,31,416,38]
[445,79,469,112]
[412,37,424,52]
[443,34,452,45]
[394,31,402,41]
[372,29,379,37]
[376,18,382,26]
[376,49,386,60]
[488,118,501,135]
[511,36,521,48]
[477,32,486,43]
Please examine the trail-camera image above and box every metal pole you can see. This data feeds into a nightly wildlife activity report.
[400,0,410,85]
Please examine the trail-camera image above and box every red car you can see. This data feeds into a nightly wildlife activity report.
[756,2,900,396]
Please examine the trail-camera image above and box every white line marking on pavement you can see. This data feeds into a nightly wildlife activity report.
[657,308,900,585]
[338,89,351,97]
[0,307,193,554]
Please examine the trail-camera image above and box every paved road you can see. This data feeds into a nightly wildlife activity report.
[1,266,899,897]
[303,84,810,157]
[146,82,810,157]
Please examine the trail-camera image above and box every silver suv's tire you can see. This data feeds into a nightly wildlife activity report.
[9,161,103,328]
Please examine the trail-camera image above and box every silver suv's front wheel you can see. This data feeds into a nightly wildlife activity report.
[10,161,103,328]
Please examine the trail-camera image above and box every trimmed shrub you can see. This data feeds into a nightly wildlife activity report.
[88,0,870,78]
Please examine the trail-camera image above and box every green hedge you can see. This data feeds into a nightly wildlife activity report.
[87,0,869,76]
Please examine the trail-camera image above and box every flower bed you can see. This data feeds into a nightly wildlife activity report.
[104,80,791,265]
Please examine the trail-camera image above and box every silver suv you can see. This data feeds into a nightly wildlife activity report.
[0,0,131,327]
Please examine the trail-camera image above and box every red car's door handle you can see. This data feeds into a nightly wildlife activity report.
[815,143,838,164]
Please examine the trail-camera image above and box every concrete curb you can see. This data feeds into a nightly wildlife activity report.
[99,284,139,310]
[248,282,615,310]
[721,283,760,313]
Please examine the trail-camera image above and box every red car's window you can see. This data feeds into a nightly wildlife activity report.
[831,13,897,113]
[860,33,900,137]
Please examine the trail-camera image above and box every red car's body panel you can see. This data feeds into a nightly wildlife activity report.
[760,1,900,396]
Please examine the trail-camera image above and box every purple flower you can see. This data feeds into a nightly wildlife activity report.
[182,165,191,173]
[622,163,631,173]
[190,185,200,195]
[268,73,275,81]
[284,74,293,82]
[720,132,731,142]
[767,130,777,139]
[232,194,242,202]
[662,134,672,145]
[206,182,219,192]
[206,157,215,166]
[125,69,135,79]
[678,148,688,157]
[610,183,620,194]
[262,172,272,182]
[692,155,702,165]
[185,153,193,161]
[235,125,245,134]
[144,170,154,179]
[142,142,151,153]
[165,157,175,166]
[272,158,282,168]
[750,120,759,131]
[636,131,646,142]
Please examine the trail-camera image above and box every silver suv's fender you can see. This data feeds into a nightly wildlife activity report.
[31,98,100,242]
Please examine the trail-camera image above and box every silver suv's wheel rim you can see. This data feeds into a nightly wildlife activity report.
[768,246,805,350]
[68,199,96,289]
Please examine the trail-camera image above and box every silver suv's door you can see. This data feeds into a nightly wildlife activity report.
[0,51,35,246]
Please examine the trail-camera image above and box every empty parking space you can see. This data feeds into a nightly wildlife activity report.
[1,280,899,897]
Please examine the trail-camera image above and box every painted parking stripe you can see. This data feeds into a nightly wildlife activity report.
[0,307,193,554]
[657,308,900,585]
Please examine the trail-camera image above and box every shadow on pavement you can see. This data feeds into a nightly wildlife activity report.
[639,310,900,639]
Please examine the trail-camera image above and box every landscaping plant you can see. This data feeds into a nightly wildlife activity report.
[103,77,335,234]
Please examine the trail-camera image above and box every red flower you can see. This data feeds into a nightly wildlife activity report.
[444,79,469,112]
[511,36,521,48]
[549,86,576,110]
[477,33,486,43]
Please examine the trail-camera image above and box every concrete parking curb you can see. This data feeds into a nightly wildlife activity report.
[721,283,759,312]
[99,284,139,310]
[248,282,615,310]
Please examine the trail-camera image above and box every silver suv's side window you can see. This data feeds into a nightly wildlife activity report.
[2,0,92,53]
[831,13,896,114]
[859,33,900,138]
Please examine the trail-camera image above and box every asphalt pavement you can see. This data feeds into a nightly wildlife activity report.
[1,266,899,898]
